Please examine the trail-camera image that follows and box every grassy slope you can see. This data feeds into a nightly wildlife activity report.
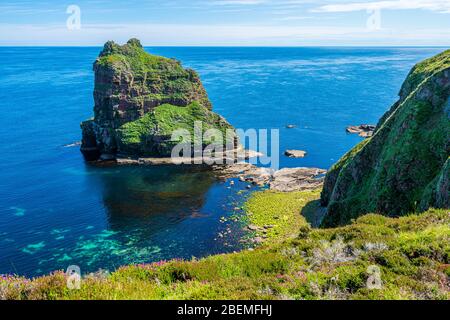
[91,39,235,157]
[1,191,448,300]
[321,50,450,226]
[96,39,212,110]
[244,190,321,245]
[115,102,235,156]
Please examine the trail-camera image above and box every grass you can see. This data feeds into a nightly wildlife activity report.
[115,102,235,156]
[91,39,235,157]
[402,49,450,96]
[95,38,212,110]
[1,190,448,300]
[321,49,450,226]
[244,190,321,245]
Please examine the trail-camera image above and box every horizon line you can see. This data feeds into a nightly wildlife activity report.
[1,44,449,48]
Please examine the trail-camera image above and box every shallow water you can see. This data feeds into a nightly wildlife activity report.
[0,46,444,276]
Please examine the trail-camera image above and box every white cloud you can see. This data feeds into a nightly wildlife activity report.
[314,0,450,13]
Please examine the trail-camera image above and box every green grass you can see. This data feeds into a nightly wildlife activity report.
[321,49,450,226]
[97,39,178,76]
[244,190,320,245]
[90,39,236,157]
[402,49,450,96]
[1,190,448,300]
[115,102,235,156]
[95,39,212,110]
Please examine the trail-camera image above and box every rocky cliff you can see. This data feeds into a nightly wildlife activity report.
[81,39,235,160]
[321,50,450,227]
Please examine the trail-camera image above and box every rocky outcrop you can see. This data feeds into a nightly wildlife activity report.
[215,163,326,192]
[321,50,450,227]
[284,150,307,158]
[346,125,375,138]
[81,39,236,161]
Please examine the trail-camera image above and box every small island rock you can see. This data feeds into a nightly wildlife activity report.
[284,150,307,158]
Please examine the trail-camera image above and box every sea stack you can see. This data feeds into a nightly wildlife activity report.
[321,50,450,226]
[81,39,236,161]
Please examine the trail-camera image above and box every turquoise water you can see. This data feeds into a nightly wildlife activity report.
[0,46,444,277]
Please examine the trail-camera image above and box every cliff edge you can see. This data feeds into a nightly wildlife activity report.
[321,50,450,226]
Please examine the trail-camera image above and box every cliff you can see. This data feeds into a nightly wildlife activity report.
[81,39,235,160]
[321,50,450,227]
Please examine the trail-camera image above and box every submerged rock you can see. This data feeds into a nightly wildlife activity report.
[81,39,236,161]
[321,50,450,226]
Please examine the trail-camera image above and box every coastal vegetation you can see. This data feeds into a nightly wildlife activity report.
[81,39,234,159]
[1,43,448,301]
[116,102,235,156]
[1,190,448,300]
[321,50,450,226]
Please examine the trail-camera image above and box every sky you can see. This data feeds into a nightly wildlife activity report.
[1,0,450,46]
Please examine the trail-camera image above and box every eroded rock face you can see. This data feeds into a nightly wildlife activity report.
[321,50,450,227]
[81,39,235,160]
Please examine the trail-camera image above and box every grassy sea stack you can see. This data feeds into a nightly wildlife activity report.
[321,50,450,227]
[80,39,236,160]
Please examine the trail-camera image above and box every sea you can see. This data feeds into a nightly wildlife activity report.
[0,46,445,277]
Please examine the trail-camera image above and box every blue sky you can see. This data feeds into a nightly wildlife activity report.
[1,0,450,46]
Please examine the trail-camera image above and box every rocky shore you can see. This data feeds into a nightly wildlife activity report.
[345,124,375,138]
[214,162,326,192]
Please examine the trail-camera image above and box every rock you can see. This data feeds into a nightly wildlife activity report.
[253,237,265,244]
[270,167,327,192]
[214,163,326,192]
[346,125,375,138]
[322,50,450,227]
[63,141,82,148]
[247,224,260,231]
[284,150,307,158]
[100,153,115,161]
[81,39,237,161]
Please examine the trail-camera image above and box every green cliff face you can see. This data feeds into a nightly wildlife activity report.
[321,50,450,227]
[81,39,235,160]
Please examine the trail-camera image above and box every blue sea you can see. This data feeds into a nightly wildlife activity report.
[0,46,445,277]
